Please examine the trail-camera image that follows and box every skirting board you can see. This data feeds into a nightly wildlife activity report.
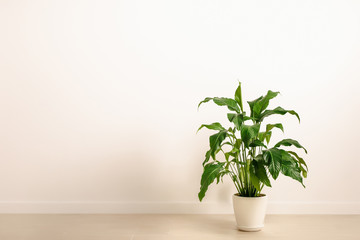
[0,202,359,214]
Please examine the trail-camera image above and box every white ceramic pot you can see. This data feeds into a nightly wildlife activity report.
[232,194,268,231]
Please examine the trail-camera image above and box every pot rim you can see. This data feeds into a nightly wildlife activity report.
[233,193,267,198]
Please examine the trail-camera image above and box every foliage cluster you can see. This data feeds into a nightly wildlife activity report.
[198,83,308,200]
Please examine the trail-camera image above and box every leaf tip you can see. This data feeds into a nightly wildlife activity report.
[196,127,201,134]
[198,192,204,202]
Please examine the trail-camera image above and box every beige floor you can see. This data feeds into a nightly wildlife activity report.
[0,214,359,240]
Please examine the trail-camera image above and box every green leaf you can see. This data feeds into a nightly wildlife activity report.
[262,124,283,145]
[264,148,282,180]
[216,170,230,184]
[247,96,263,118]
[227,113,240,129]
[209,130,227,159]
[259,106,300,122]
[249,139,267,148]
[197,122,225,133]
[259,131,273,144]
[221,141,232,147]
[249,169,260,191]
[253,154,264,162]
[198,162,225,201]
[274,138,308,154]
[288,151,308,170]
[213,97,240,113]
[234,82,244,112]
[264,148,304,186]
[247,90,280,119]
[198,97,240,113]
[265,131,272,145]
[227,113,251,130]
[253,90,280,117]
[258,132,265,142]
[198,97,213,109]
[266,123,284,133]
[251,160,271,187]
[202,150,211,166]
[280,150,304,187]
[280,163,303,186]
[224,147,239,161]
[300,165,308,178]
[240,124,260,148]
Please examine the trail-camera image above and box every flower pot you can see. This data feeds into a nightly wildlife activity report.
[232,194,268,231]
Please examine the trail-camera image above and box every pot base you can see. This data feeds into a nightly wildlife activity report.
[237,224,264,232]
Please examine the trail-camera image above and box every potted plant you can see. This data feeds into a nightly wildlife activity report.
[197,82,308,231]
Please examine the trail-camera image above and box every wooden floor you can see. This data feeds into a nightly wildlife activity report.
[0,214,359,240]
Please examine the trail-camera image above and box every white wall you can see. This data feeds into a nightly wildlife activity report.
[0,0,359,214]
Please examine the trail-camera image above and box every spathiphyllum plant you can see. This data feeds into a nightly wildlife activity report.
[197,82,308,201]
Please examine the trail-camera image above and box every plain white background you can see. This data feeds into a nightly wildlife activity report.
[0,0,359,214]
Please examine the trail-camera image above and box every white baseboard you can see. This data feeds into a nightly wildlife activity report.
[0,201,359,214]
[267,202,360,214]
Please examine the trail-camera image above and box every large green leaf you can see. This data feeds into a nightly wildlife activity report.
[264,148,282,180]
[213,97,240,113]
[259,106,300,122]
[280,149,297,166]
[266,123,284,133]
[253,91,280,117]
[197,122,225,133]
[280,163,303,186]
[247,91,279,119]
[209,130,227,159]
[251,160,271,187]
[280,150,304,186]
[240,124,260,148]
[234,82,244,112]
[274,138,308,153]
[264,148,304,186]
[198,162,225,201]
